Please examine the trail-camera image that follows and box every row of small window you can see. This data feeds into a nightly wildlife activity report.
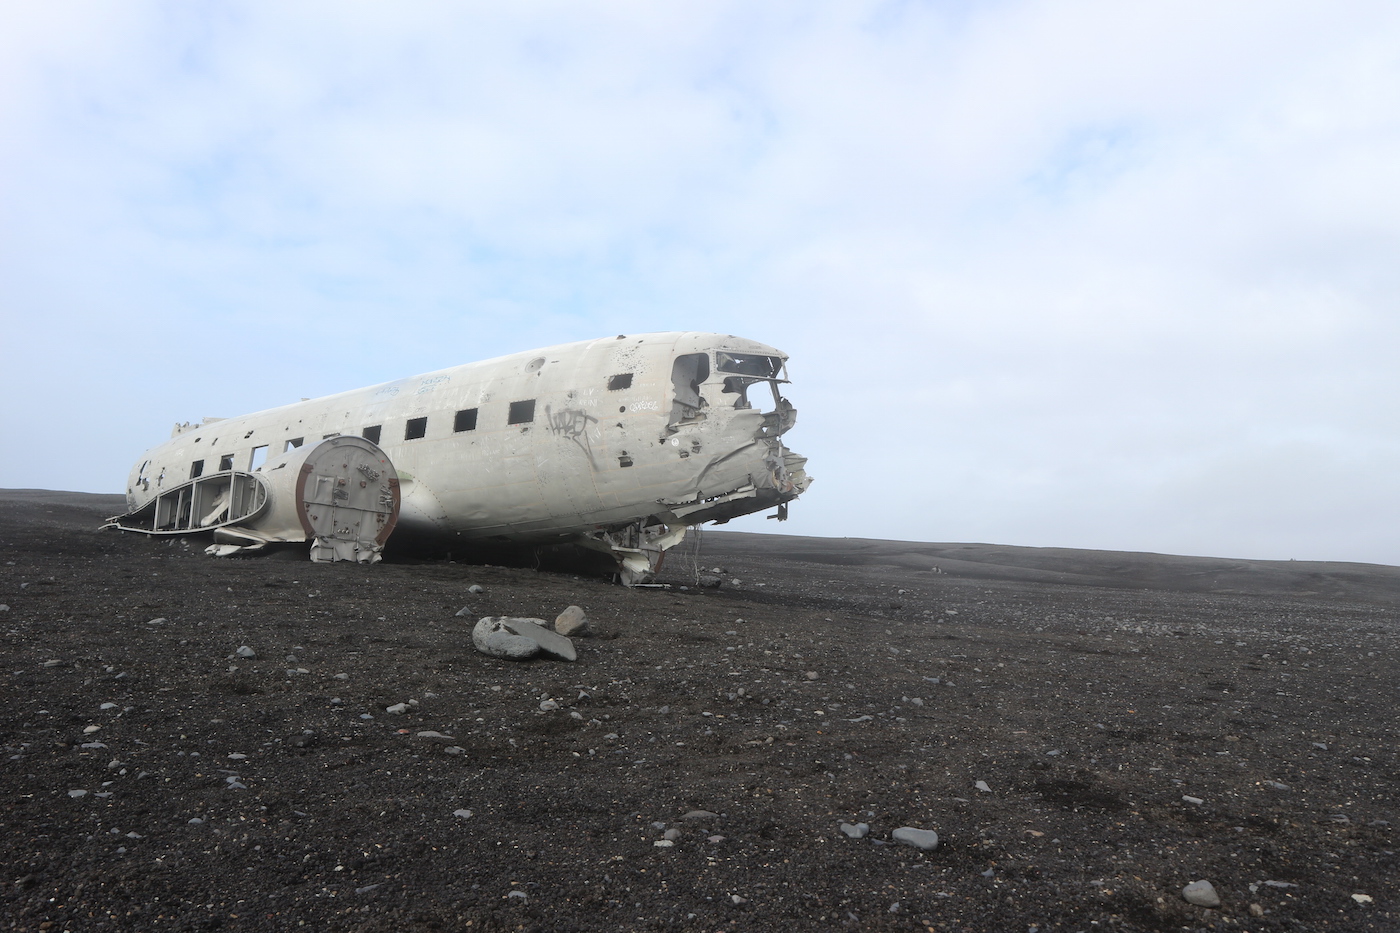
[185,401,543,478]
[387,399,536,442]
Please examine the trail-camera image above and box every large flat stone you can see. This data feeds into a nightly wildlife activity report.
[498,617,577,662]
[471,618,541,660]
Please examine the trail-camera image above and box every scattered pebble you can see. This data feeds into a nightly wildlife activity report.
[416,731,456,743]
[1182,795,1204,805]
[83,725,100,734]
[453,808,473,818]
[539,698,560,712]
[682,810,718,821]
[975,780,992,793]
[386,703,409,714]
[235,646,256,659]
[1352,894,1373,905]
[68,789,87,798]
[99,702,117,710]
[840,822,870,839]
[1182,880,1221,907]
[454,606,475,617]
[1264,781,1289,791]
[891,827,939,850]
[653,839,674,848]
[467,584,485,595]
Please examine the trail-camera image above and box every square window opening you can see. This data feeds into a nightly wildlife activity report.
[250,445,268,471]
[189,460,204,479]
[218,454,234,472]
[508,400,536,425]
[362,425,382,445]
[405,416,428,440]
[608,373,633,391]
[284,437,303,452]
[454,408,478,432]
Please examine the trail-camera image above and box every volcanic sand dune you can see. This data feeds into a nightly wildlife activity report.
[1,489,1395,931]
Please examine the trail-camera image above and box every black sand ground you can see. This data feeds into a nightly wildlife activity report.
[1,489,1395,932]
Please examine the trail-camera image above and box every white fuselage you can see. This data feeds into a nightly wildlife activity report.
[122,332,810,566]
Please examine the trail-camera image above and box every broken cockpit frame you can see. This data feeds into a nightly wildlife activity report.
[637,345,810,578]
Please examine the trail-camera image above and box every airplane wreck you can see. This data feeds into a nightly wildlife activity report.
[107,332,812,584]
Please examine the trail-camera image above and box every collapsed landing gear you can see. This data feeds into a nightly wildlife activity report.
[579,521,689,586]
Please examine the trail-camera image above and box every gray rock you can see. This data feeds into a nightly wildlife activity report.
[415,730,456,743]
[840,822,870,839]
[467,584,486,595]
[385,703,409,714]
[663,828,682,841]
[471,618,542,660]
[68,789,87,798]
[235,646,256,659]
[454,606,475,617]
[478,617,577,661]
[453,808,473,818]
[891,826,939,850]
[974,780,992,793]
[1183,880,1221,907]
[555,605,590,636]
[683,810,718,821]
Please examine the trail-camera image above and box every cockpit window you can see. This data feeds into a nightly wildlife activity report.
[715,352,783,379]
[668,353,710,429]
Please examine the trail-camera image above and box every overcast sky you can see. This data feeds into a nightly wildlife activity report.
[3,2,1398,564]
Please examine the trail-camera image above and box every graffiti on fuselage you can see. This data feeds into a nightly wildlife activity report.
[546,404,601,465]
